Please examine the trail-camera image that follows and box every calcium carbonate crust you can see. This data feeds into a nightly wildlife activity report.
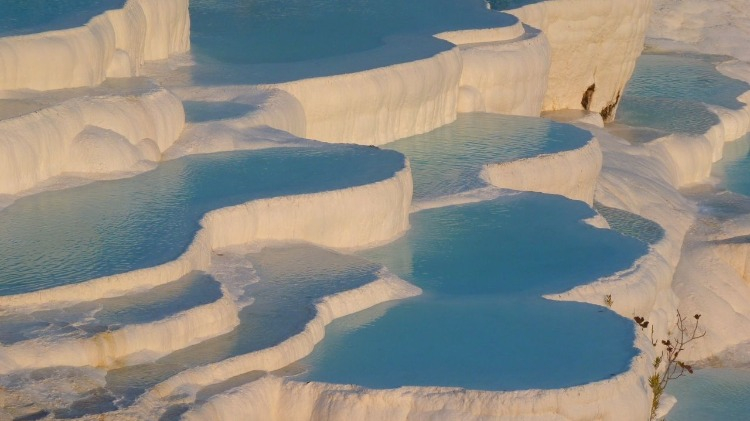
[0,0,190,91]
[0,85,185,195]
[0,0,718,419]
[172,5,750,420]
[507,0,653,120]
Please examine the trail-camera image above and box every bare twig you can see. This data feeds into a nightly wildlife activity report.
[634,311,704,420]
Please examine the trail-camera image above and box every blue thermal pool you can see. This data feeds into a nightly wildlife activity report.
[694,133,750,219]
[182,101,259,123]
[617,53,749,136]
[186,0,517,84]
[0,0,125,37]
[711,133,750,197]
[103,244,385,406]
[385,113,591,200]
[0,146,405,295]
[190,0,513,64]
[595,204,665,245]
[296,194,646,390]
[0,272,221,345]
[667,368,750,420]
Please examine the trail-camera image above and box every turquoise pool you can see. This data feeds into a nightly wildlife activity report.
[104,244,385,407]
[0,272,221,345]
[617,53,749,135]
[667,368,750,420]
[0,146,404,295]
[0,0,124,37]
[712,134,750,197]
[386,113,591,200]
[187,0,518,84]
[595,204,665,245]
[296,195,646,390]
[190,0,514,65]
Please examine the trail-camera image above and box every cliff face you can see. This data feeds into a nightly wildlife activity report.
[507,0,653,121]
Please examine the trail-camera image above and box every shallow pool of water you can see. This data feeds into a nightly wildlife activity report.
[296,195,646,390]
[182,101,258,123]
[623,54,749,110]
[596,204,664,245]
[386,113,591,200]
[667,368,750,420]
[0,272,221,345]
[617,53,748,135]
[0,146,404,295]
[712,134,750,197]
[0,0,125,37]
[104,244,384,405]
[186,0,518,84]
[190,0,513,65]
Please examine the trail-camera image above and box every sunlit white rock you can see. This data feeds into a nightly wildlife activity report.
[0,0,190,91]
[507,0,653,119]
[0,85,185,195]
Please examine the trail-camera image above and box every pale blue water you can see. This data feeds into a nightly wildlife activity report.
[712,134,750,197]
[0,272,221,345]
[667,368,750,420]
[104,244,384,406]
[595,204,664,245]
[617,97,720,136]
[297,195,646,390]
[187,0,518,84]
[617,53,748,135]
[623,54,749,110]
[182,101,258,123]
[0,0,125,37]
[386,113,591,200]
[191,0,514,65]
[0,146,404,295]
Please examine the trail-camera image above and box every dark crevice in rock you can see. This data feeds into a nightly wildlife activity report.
[581,83,596,110]
[600,91,622,122]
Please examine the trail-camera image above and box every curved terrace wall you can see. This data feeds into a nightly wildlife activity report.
[0,0,189,91]
[0,85,185,195]
[508,0,653,120]
[0,166,412,310]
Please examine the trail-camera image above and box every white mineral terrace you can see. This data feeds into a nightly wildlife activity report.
[1,0,749,419]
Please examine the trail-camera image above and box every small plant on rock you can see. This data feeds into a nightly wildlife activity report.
[633,311,705,421]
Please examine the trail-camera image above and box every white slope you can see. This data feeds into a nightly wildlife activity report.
[0,0,190,91]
